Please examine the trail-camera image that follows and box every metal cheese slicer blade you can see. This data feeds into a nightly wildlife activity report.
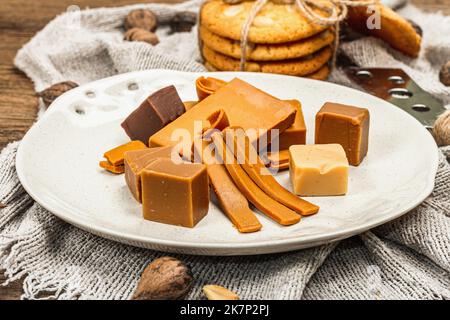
[344,67,445,129]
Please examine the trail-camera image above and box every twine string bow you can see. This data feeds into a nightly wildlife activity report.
[222,0,378,71]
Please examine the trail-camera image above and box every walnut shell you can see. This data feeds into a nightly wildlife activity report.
[124,28,159,46]
[37,81,79,108]
[124,9,157,32]
[132,257,193,300]
[439,61,450,86]
[433,110,450,146]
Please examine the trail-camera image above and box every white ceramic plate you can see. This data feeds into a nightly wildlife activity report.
[16,70,438,255]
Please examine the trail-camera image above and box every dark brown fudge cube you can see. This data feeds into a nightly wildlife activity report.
[121,85,185,144]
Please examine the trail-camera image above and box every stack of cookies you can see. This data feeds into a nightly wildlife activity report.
[199,0,334,80]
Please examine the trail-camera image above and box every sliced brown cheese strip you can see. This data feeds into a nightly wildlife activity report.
[99,161,124,174]
[228,128,319,216]
[103,140,147,166]
[269,161,289,171]
[195,115,262,233]
[196,76,227,101]
[149,78,296,149]
[207,164,262,233]
[211,131,300,226]
[267,150,290,171]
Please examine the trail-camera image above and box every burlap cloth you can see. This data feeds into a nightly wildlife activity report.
[1,0,449,299]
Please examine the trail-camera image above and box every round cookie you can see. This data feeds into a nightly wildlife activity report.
[347,4,421,57]
[204,61,219,72]
[202,45,332,76]
[200,27,335,61]
[205,60,330,80]
[305,64,330,80]
[200,1,329,44]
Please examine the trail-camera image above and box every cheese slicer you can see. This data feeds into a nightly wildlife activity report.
[339,54,446,129]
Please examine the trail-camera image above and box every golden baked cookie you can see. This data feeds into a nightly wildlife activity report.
[204,61,330,80]
[204,61,218,72]
[346,4,421,57]
[200,26,335,61]
[306,64,330,80]
[202,45,332,76]
[200,1,329,44]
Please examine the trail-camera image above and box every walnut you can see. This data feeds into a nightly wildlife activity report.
[169,12,197,34]
[124,28,159,46]
[124,9,157,32]
[439,61,450,86]
[433,110,450,146]
[37,81,79,108]
[132,257,193,300]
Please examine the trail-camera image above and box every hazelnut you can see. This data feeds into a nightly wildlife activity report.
[169,12,197,34]
[439,61,450,86]
[124,28,159,46]
[132,257,193,300]
[37,81,79,108]
[124,9,157,32]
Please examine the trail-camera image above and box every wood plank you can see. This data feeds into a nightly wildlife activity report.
[410,0,450,13]
[0,273,23,300]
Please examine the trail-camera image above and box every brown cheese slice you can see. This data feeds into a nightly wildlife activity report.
[103,140,147,166]
[99,161,125,174]
[149,78,296,149]
[207,164,262,233]
[269,161,289,171]
[267,150,290,167]
[211,131,300,226]
[277,99,307,150]
[196,76,227,101]
[229,128,319,216]
[195,114,262,233]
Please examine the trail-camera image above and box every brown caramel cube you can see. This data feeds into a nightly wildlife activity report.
[315,102,370,166]
[124,146,176,203]
[141,158,209,228]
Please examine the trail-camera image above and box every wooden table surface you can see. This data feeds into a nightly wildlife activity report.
[0,0,449,300]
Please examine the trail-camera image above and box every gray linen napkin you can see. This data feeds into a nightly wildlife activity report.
[0,0,449,299]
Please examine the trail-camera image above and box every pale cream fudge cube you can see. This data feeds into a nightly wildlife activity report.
[289,144,349,196]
